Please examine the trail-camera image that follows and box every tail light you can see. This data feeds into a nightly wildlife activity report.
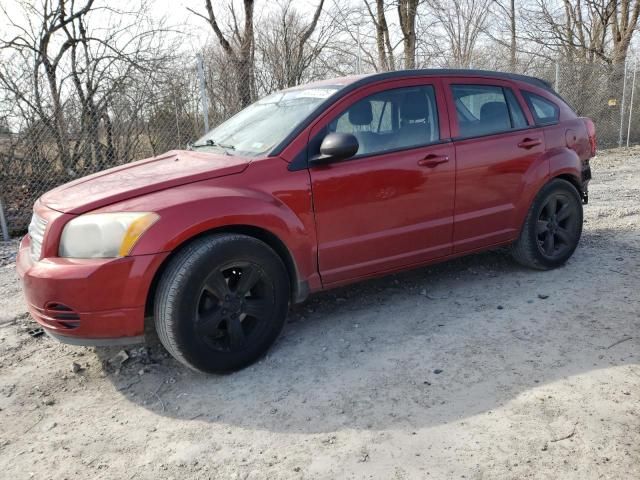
[582,117,596,156]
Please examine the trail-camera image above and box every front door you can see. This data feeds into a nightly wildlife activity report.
[308,79,455,285]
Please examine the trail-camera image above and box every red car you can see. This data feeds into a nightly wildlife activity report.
[17,70,595,373]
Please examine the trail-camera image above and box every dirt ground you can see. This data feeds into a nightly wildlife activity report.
[0,148,638,480]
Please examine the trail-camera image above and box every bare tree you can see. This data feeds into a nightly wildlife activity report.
[62,2,173,169]
[0,0,175,172]
[309,3,367,75]
[521,0,640,66]
[364,0,419,70]
[611,0,640,64]
[397,0,419,68]
[0,0,97,171]
[256,0,328,90]
[188,0,255,107]
[489,0,518,70]
[432,0,492,68]
[364,0,396,70]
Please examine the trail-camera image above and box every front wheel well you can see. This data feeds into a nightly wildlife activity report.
[144,225,306,320]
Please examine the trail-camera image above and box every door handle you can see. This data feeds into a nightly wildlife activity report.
[517,138,542,149]
[417,154,449,168]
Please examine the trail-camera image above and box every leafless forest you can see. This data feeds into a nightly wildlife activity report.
[1,0,640,233]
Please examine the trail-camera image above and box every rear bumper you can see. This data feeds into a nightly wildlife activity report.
[16,236,168,344]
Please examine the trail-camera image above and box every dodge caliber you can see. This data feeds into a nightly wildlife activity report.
[17,69,595,373]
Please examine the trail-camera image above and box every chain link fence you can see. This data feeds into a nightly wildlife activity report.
[1,57,639,237]
[549,62,636,149]
[0,96,201,237]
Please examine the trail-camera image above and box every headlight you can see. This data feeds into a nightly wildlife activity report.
[59,212,159,258]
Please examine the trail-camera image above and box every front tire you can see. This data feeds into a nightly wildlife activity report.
[511,178,583,270]
[154,234,290,373]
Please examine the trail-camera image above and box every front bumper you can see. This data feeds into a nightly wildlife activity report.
[16,236,168,344]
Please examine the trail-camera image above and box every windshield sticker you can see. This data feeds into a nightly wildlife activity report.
[257,88,337,104]
[292,88,336,99]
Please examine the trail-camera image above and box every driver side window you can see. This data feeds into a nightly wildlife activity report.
[328,85,440,157]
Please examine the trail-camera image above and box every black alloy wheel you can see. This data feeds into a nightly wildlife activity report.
[511,178,583,270]
[155,234,290,373]
[535,192,580,260]
[195,263,274,353]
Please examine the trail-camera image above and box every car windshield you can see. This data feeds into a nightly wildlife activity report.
[192,86,341,156]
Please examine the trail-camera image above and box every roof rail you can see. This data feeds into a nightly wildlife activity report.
[359,68,554,92]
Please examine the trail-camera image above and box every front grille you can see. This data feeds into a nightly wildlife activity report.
[28,213,48,261]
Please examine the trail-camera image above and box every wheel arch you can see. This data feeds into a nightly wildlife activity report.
[511,174,584,270]
[552,172,582,195]
[144,224,309,321]
[515,171,582,238]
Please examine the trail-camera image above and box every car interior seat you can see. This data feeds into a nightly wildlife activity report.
[399,91,432,147]
[347,100,377,155]
[479,101,511,134]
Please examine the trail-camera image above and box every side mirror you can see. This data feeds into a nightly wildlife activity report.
[310,132,359,164]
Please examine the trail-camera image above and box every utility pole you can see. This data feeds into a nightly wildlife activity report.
[174,86,182,149]
[626,58,638,148]
[619,59,628,148]
[196,54,210,134]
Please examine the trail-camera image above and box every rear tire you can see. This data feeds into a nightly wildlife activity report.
[154,234,290,373]
[511,179,583,270]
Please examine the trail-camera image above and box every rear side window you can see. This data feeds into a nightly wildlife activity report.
[329,85,440,157]
[451,85,528,137]
[522,91,559,125]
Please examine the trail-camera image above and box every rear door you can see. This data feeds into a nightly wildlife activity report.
[308,78,455,285]
[443,77,547,253]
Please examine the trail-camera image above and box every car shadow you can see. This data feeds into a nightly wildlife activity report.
[95,227,640,433]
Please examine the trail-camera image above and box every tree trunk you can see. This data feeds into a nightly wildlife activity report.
[43,64,71,173]
[364,0,394,71]
[194,0,256,108]
[398,0,418,69]
[236,57,253,108]
[375,0,390,70]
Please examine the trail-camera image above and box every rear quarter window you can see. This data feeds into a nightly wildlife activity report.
[522,91,560,125]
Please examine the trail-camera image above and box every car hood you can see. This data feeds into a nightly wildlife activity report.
[41,150,252,214]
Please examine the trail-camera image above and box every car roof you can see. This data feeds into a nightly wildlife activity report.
[296,69,554,94]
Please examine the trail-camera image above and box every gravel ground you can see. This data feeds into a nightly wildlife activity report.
[0,148,638,479]
[0,238,19,268]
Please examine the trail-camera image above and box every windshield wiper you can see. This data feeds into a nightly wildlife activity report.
[189,139,236,152]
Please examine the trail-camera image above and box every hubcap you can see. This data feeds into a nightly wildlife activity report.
[194,263,274,352]
[536,193,578,259]
[221,294,244,317]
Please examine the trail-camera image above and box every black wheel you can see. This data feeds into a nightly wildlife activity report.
[511,178,583,270]
[154,234,290,373]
